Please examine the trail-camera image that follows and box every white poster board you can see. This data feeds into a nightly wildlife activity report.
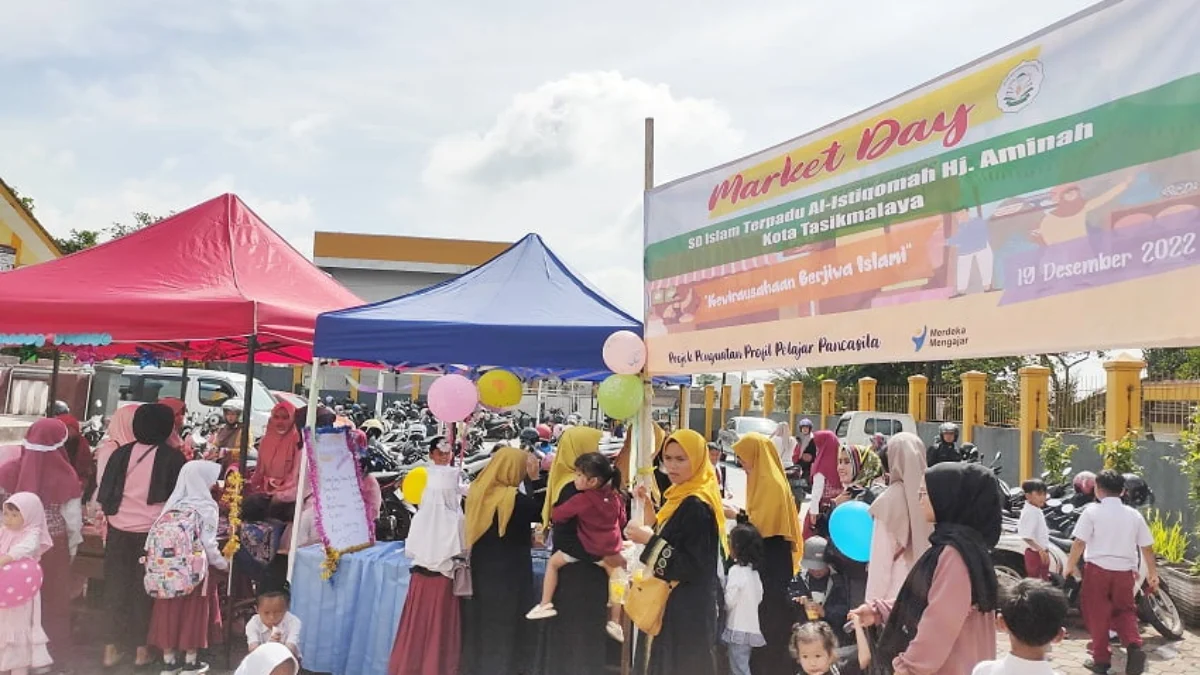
[305,428,374,555]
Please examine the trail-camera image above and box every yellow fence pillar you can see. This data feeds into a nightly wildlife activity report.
[349,367,362,402]
[907,375,928,423]
[410,374,422,401]
[291,365,304,394]
[740,383,752,416]
[820,380,837,430]
[679,386,691,431]
[763,383,776,417]
[1104,352,1146,443]
[704,385,715,440]
[789,381,803,432]
[721,385,731,428]
[857,377,877,412]
[1018,366,1051,482]
[960,371,987,444]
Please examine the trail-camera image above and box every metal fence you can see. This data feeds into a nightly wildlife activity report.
[1047,373,1106,435]
[1140,377,1200,443]
[985,380,1019,427]
[925,382,963,423]
[877,384,908,414]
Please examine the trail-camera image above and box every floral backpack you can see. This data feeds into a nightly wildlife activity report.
[142,508,208,599]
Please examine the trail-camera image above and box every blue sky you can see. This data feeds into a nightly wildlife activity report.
[0,0,1098,317]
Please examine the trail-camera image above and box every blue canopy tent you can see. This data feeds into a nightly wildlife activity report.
[313,233,685,384]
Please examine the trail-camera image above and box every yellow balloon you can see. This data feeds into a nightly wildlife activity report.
[477,369,523,409]
[401,466,428,505]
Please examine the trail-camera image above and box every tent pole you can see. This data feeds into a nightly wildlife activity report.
[287,358,323,582]
[238,335,258,476]
[375,368,386,419]
[179,343,191,405]
[44,348,61,417]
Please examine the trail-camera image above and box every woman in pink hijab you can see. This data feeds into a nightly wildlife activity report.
[0,419,83,662]
[865,432,932,604]
[94,404,140,487]
[249,401,301,504]
[803,430,843,540]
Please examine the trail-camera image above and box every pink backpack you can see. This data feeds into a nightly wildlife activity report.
[142,508,207,599]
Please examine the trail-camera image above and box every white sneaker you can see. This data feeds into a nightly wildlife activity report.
[526,603,558,619]
[606,620,625,642]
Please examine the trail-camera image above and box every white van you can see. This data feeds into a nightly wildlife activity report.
[833,411,916,447]
[118,366,275,436]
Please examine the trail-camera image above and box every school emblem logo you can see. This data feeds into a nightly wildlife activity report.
[997,60,1044,114]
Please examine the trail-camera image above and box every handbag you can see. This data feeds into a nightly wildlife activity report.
[624,573,676,636]
[451,553,473,598]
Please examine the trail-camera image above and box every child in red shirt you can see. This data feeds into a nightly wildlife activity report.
[527,452,627,640]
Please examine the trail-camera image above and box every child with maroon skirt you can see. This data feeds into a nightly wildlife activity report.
[147,461,227,675]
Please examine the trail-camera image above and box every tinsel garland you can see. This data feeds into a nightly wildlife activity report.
[305,427,375,580]
[222,469,244,559]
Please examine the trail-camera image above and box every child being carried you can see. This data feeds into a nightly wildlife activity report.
[527,451,627,641]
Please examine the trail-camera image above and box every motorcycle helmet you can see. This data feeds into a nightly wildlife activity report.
[1122,473,1153,507]
[362,418,385,440]
[938,422,959,442]
[536,424,553,441]
[221,398,244,414]
[566,413,581,426]
[553,423,565,440]
[51,400,70,416]
[1072,470,1096,497]
[797,418,814,433]
[519,427,540,446]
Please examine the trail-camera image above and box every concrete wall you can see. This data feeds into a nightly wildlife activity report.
[322,267,458,304]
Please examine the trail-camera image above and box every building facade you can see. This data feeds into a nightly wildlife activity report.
[313,231,510,303]
[0,179,62,270]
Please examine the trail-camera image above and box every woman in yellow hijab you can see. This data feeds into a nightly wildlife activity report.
[733,432,805,675]
[542,426,603,526]
[536,425,615,675]
[460,447,541,675]
[625,429,725,675]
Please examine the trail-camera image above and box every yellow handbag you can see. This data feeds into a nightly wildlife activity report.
[624,574,677,636]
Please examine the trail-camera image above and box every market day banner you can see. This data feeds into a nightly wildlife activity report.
[643,0,1200,374]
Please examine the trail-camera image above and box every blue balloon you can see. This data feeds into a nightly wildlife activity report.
[828,500,874,563]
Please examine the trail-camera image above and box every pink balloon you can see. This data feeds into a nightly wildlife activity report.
[427,374,479,423]
[0,558,44,609]
[602,330,646,375]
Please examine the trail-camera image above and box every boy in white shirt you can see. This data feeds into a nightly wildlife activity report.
[245,585,303,659]
[972,579,1067,675]
[1065,470,1157,675]
[1017,479,1051,580]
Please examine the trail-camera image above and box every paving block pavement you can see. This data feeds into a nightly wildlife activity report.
[999,622,1200,674]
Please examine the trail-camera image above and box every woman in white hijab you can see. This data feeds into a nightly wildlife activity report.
[770,422,796,470]
[235,642,298,675]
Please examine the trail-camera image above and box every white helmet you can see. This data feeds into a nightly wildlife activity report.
[221,398,245,413]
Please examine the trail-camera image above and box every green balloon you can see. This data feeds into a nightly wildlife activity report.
[598,374,644,421]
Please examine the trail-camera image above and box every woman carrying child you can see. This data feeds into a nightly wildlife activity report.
[733,432,803,675]
[146,461,227,675]
[526,451,626,642]
[0,492,54,675]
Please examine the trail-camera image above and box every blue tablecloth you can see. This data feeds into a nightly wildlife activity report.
[292,542,550,675]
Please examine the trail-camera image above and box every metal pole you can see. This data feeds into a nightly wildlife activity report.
[179,352,191,404]
[238,335,258,476]
[45,348,61,417]
[287,358,322,582]
[375,368,386,419]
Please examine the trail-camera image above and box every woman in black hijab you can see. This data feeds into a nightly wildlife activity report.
[97,403,187,668]
[851,462,1001,675]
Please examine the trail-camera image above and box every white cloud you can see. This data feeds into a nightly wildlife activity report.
[411,70,746,314]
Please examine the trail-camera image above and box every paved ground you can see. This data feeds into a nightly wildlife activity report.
[998,622,1200,674]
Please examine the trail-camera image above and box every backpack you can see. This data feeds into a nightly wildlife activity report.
[142,508,208,599]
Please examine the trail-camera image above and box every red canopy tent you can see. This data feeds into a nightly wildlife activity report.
[0,193,363,360]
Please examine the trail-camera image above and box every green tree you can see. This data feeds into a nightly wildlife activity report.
[1145,347,1200,380]
[54,229,104,254]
